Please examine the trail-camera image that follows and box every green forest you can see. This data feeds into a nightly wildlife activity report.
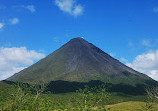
[0,81,158,111]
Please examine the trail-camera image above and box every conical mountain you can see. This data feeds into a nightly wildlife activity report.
[8,38,156,85]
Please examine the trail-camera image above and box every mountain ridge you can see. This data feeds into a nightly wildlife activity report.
[8,37,156,85]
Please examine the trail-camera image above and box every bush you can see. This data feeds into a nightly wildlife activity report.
[71,85,110,110]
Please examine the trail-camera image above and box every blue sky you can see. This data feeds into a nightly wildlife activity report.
[0,0,158,80]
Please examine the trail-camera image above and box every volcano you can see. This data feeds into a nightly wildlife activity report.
[7,38,156,86]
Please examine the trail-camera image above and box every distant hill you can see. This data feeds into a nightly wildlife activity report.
[7,38,158,87]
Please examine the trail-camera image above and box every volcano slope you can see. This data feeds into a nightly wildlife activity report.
[7,38,158,94]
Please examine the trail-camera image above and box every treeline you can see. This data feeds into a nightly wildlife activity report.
[0,81,158,111]
[0,83,110,111]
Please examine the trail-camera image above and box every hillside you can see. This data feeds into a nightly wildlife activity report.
[7,38,157,86]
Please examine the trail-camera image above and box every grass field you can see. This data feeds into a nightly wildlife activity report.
[107,101,158,111]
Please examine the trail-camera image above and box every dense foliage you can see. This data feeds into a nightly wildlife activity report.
[71,85,110,109]
[1,81,158,111]
[141,87,158,111]
[0,83,110,111]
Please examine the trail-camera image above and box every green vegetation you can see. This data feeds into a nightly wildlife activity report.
[5,38,158,110]
[71,85,110,109]
[1,81,158,111]
[107,101,158,111]
[0,82,110,111]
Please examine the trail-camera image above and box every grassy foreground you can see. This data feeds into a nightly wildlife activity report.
[107,101,158,111]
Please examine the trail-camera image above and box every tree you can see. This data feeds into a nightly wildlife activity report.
[146,87,158,103]
[71,85,110,110]
[141,87,158,111]
[1,82,50,111]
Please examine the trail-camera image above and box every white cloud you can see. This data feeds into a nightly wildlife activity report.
[141,39,151,47]
[55,0,83,17]
[10,18,19,25]
[0,47,45,80]
[153,7,158,13]
[141,39,158,47]
[13,5,36,13]
[26,5,36,13]
[120,57,128,63]
[73,5,83,17]
[0,23,4,30]
[109,53,115,57]
[126,50,158,81]
[0,67,26,82]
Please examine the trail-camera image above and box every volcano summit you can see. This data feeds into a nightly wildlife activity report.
[8,38,156,86]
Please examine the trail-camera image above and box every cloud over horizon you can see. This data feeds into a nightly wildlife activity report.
[0,47,45,80]
[55,0,83,17]
[125,50,158,81]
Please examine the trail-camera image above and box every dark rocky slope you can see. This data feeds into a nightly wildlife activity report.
[8,38,156,86]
